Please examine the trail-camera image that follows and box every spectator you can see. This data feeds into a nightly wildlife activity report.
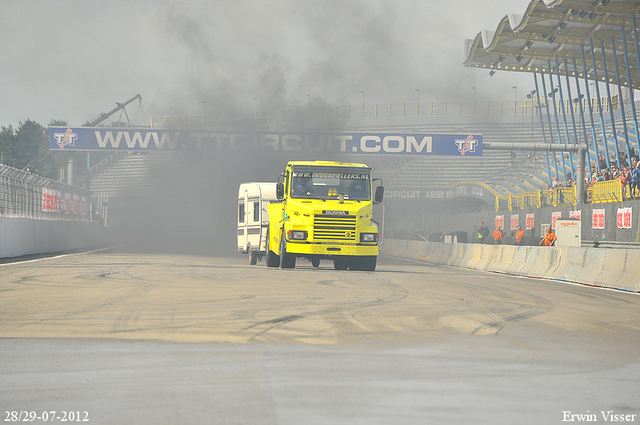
[552,176,562,189]
[493,227,503,245]
[515,225,524,246]
[621,166,630,199]
[611,166,619,179]
[540,226,557,246]
[598,154,607,170]
[475,221,489,244]
[631,163,640,198]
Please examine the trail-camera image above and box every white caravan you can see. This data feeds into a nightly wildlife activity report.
[237,182,278,264]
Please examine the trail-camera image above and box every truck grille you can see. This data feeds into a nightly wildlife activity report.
[313,214,357,241]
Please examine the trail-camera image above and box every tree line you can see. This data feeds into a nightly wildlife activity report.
[0,119,76,180]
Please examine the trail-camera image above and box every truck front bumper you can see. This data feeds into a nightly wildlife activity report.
[285,241,379,257]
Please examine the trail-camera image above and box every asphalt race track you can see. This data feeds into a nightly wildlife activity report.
[1,249,639,424]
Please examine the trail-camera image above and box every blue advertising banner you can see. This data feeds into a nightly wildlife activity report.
[49,127,482,156]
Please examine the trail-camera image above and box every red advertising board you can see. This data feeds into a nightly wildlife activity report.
[551,211,562,229]
[617,207,632,229]
[526,213,535,230]
[510,215,519,230]
[592,209,605,229]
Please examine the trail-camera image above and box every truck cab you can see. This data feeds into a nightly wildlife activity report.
[265,161,383,270]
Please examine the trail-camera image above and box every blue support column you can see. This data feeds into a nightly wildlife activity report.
[556,57,576,182]
[540,70,561,179]
[548,61,569,180]
[571,58,592,177]
[622,24,640,157]
[611,37,632,167]
[564,58,581,151]
[590,38,611,169]
[533,72,553,185]
[580,46,601,173]
[600,39,622,169]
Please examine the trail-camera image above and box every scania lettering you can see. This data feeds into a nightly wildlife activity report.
[241,161,384,271]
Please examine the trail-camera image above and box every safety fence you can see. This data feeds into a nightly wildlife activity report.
[0,164,93,221]
[496,179,623,211]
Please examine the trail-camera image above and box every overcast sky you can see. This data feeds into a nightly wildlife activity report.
[1,0,534,128]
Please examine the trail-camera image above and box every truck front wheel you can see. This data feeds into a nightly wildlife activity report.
[333,257,349,270]
[280,237,296,269]
[350,256,377,271]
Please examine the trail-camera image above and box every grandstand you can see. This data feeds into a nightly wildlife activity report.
[89,151,172,197]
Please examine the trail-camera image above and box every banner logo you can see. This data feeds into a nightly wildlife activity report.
[455,135,479,155]
[53,128,78,149]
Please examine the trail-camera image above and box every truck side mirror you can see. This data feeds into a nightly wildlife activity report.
[374,186,384,204]
[276,182,285,200]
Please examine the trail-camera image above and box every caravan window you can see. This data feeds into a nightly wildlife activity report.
[238,203,245,223]
[253,201,260,222]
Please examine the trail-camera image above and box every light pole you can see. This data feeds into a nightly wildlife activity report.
[201,100,205,127]
[512,85,518,121]
[415,88,420,116]
[306,92,310,120]
[471,86,476,115]
[253,96,258,121]
[360,90,365,118]
[527,90,537,141]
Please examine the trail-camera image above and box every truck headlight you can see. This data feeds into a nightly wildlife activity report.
[287,230,308,240]
[360,233,379,242]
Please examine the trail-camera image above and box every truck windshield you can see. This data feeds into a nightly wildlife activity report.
[290,166,371,201]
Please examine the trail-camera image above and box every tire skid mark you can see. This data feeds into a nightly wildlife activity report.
[379,263,556,337]
[7,281,155,330]
[448,280,555,336]
[241,275,409,340]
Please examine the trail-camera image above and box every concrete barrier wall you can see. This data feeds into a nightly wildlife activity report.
[383,239,640,293]
[0,217,106,259]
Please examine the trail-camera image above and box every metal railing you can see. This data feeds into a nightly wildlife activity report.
[90,151,127,179]
[495,179,623,211]
[0,164,93,221]
[150,96,618,129]
[588,179,623,203]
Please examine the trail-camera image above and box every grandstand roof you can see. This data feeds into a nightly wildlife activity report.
[463,0,640,89]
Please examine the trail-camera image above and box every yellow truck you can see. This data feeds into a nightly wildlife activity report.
[260,160,384,271]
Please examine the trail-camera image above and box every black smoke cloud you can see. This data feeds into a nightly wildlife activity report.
[149,0,531,118]
[99,0,532,255]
